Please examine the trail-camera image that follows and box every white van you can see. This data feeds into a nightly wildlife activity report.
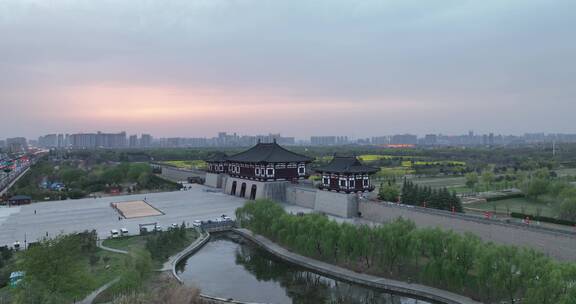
[120,228,128,236]
[110,229,120,238]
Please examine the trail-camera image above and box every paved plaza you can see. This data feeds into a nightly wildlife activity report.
[0,185,311,247]
[112,200,164,219]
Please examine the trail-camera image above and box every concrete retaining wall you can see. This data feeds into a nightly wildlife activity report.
[314,190,359,218]
[360,201,576,261]
[205,173,223,188]
[285,186,316,208]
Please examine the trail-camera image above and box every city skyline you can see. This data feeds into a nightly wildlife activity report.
[2,1,576,138]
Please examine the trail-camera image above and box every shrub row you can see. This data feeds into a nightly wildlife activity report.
[485,193,525,201]
[510,212,576,227]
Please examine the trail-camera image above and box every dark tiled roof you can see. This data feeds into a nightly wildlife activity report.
[226,142,313,163]
[206,152,229,162]
[315,156,378,174]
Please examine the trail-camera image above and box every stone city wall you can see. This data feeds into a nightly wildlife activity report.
[285,186,317,208]
[359,201,576,261]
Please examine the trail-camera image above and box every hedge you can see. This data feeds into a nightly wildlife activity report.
[510,212,576,227]
[486,193,525,202]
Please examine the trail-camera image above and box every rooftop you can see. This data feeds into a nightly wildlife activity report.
[226,141,312,163]
[315,155,378,174]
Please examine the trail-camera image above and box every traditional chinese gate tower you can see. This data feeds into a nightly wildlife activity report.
[206,140,313,200]
[313,155,378,217]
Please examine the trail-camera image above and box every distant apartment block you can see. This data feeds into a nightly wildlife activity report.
[310,136,349,146]
[6,137,28,152]
[38,134,58,148]
[140,134,153,148]
[390,134,418,145]
[370,136,389,145]
[129,135,138,148]
[69,131,127,149]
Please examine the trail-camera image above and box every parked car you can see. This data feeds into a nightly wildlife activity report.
[120,228,128,236]
[192,220,201,228]
[110,229,120,238]
[154,224,162,232]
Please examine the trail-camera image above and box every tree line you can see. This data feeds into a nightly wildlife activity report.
[236,200,576,304]
[145,223,190,261]
[399,179,463,212]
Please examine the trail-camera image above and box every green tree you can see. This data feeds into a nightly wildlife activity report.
[465,172,479,189]
[481,171,494,188]
[378,182,400,202]
[524,178,549,199]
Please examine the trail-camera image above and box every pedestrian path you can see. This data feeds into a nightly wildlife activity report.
[79,277,120,304]
[97,239,128,255]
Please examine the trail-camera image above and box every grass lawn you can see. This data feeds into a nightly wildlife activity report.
[465,197,557,217]
[88,249,127,289]
[358,154,393,161]
[103,235,148,252]
[377,167,415,177]
[102,229,199,268]
[409,176,467,188]
[160,160,207,170]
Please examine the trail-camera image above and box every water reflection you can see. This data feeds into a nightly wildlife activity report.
[177,233,429,304]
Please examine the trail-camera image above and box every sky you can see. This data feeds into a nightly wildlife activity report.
[1,0,575,139]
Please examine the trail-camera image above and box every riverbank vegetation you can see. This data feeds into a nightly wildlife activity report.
[236,200,576,304]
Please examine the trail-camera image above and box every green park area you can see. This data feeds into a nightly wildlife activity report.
[0,231,126,304]
[0,226,200,304]
[7,160,181,202]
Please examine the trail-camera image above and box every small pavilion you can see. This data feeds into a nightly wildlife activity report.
[315,155,378,193]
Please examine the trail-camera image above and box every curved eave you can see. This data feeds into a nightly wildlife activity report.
[315,168,378,175]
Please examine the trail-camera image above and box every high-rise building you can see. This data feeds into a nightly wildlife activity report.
[70,133,97,148]
[57,134,65,148]
[370,136,389,145]
[310,136,349,146]
[140,134,152,147]
[390,134,417,145]
[38,134,58,148]
[129,135,138,148]
[423,134,438,145]
[6,137,28,152]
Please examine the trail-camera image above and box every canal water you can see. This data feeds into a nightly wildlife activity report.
[176,233,430,304]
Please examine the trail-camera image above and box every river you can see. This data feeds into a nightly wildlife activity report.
[176,233,431,304]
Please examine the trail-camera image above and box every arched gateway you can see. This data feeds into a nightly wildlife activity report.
[249,185,257,200]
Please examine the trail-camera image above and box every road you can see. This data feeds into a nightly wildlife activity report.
[0,184,310,247]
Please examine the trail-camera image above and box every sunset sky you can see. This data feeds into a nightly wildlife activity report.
[1,0,575,139]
